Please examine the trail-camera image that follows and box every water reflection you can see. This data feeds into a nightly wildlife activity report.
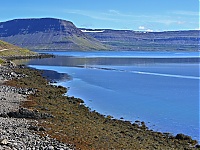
[41,69,71,83]
[28,56,200,67]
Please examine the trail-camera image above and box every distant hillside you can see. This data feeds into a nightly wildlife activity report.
[0,40,36,57]
[0,18,108,50]
[0,18,199,51]
[81,29,199,51]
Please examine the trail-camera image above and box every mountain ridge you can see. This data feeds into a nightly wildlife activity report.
[0,18,108,50]
[81,28,199,51]
[0,18,199,51]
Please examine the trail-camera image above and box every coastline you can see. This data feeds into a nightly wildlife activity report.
[0,58,199,149]
[0,63,74,150]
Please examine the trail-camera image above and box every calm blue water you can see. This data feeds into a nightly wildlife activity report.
[28,51,199,142]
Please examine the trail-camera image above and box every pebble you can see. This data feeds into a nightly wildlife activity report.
[0,139,8,145]
[0,65,75,150]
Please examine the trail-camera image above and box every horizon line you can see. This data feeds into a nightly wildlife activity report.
[0,17,199,33]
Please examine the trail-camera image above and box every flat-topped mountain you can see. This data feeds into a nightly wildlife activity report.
[81,29,199,51]
[0,18,108,50]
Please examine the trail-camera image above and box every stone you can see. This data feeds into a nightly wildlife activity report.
[47,146,54,150]
[0,139,8,145]
[175,133,192,141]
[28,125,38,131]
[38,126,46,131]
[196,145,200,148]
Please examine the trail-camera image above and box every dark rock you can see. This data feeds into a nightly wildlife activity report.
[0,113,9,118]
[41,107,49,111]
[7,108,54,119]
[136,136,144,141]
[94,135,98,139]
[28,125,46,132]
[0,97,6,100]
[196,145,200,148]
[28,125,38,131]
[38,126,46,131]
[132,123,139,128]
[175,133,192,141]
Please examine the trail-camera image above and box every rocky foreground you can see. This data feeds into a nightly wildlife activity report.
[0,64,75,150]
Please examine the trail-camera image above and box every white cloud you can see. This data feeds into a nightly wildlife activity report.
[172,11,199,16]
[138,26,145,30]
[65,9,196,26]
[152,19,187,26]
[65,9,121,22]
[138,26,153,32]
[177,21,185,25]
[64,9,198,30]
[108,10,120,15]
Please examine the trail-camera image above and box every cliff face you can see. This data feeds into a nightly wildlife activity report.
[82,29,199,51]
[0,18,108,50]
[0,18,82,36]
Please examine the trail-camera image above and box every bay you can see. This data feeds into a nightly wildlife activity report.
[27,51,199,142]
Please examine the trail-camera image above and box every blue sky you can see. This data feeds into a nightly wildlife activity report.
[1,0,199,31]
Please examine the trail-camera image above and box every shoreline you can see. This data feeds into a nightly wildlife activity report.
[34,66,200,141]
[0,63,74,149]
[4,53,55,61]
[28,56,199,141]
[1,61,199,149]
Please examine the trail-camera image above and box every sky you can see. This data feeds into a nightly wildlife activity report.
[0,0,199,31]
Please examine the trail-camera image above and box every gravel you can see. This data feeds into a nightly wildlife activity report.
[0,65,75,150]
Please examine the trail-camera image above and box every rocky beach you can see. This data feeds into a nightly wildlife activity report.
[0,60,199,150]
[0,64,74,150]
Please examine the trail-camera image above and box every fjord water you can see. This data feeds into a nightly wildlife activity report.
[28,51,199,141]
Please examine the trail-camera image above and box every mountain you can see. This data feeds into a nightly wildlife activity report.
[81,29,199,51]
[0,18,199,51]
[0,18,108,50]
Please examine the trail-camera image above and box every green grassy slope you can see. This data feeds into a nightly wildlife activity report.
[68,34,109,50]
[0,40,37,64]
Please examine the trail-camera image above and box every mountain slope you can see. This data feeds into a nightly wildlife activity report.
[81,29,199,51]
[0,40,37,57]
[0,18,108,50]
[0,39,37,64]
